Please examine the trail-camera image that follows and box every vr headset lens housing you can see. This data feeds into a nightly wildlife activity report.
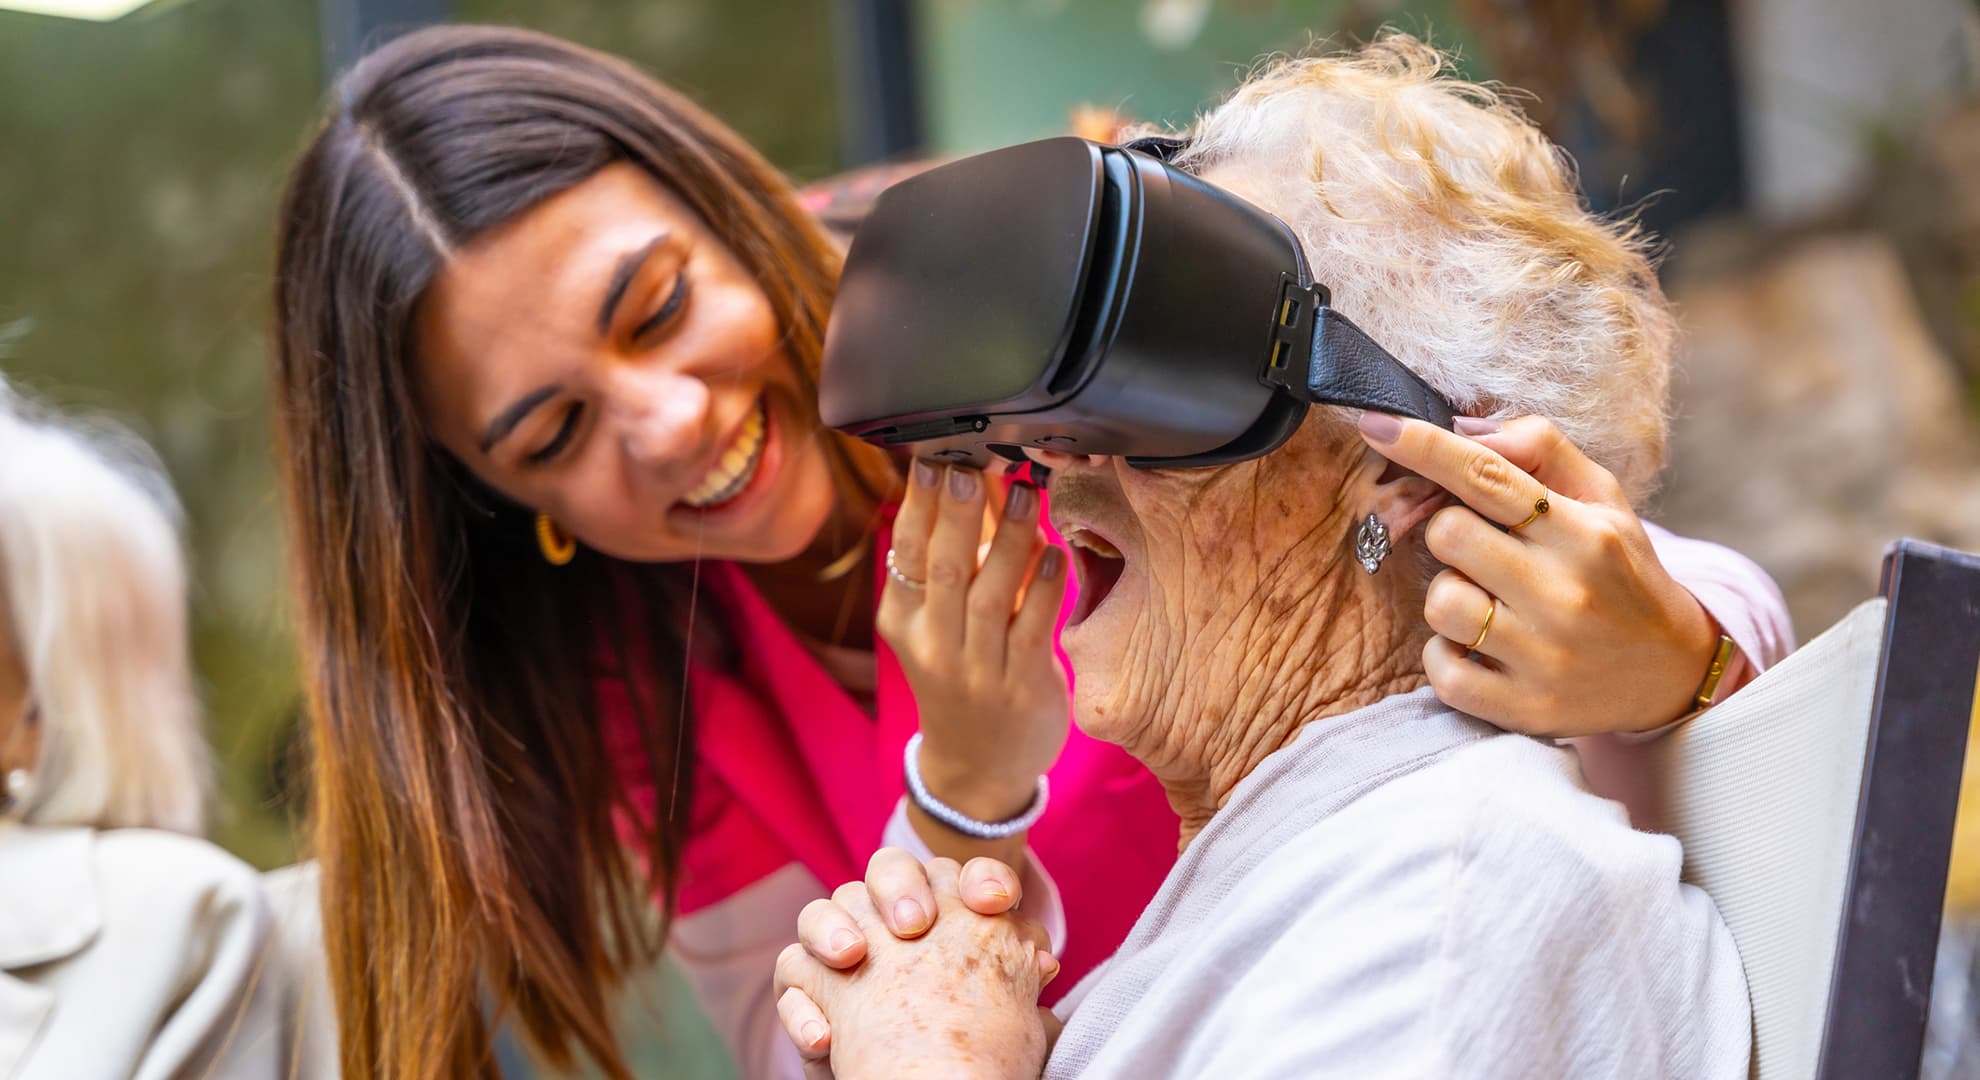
[819,137,1454,469]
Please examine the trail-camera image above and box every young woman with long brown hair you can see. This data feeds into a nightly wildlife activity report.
[271,24,1791,1079]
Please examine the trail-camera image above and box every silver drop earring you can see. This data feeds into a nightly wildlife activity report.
[1355,513,1391,575]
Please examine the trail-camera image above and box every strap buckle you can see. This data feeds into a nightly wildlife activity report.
[1260,273,1456,430]
[1261,275,1327,396]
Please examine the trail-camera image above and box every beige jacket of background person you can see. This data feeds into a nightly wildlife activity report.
[0,823,291,1079]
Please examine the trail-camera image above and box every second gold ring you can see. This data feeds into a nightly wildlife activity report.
[1468,597,1498,651]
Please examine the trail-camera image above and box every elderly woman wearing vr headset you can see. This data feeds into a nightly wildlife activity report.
[270,25,1789,1079]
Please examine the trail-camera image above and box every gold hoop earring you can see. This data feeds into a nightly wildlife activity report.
[535,513,576,566]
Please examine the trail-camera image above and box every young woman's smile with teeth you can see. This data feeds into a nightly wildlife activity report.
[680,398,769,509]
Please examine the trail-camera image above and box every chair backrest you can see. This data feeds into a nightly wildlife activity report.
[1649,539,1980,1080]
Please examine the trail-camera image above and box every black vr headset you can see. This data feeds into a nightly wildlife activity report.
[818,136,1457,471]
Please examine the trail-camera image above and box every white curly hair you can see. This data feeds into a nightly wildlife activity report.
[1165,34,1675,503]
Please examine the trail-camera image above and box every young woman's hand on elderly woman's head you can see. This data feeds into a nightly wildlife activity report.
[879,461,1070,868]
[1357,413,1722,737]
[775,849,1059,1079]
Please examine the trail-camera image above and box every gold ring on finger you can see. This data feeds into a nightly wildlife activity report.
[1508,490,1551,533]
[1468,596,1498,651]
[885,548,926,592]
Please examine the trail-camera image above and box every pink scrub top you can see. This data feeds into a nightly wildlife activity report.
[603,501,1181,995]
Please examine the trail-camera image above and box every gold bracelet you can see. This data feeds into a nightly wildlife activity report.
[1691,634,1738,711]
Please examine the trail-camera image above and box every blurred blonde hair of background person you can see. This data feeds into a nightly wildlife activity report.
[0,375,328,1079]
[0,377,207,833]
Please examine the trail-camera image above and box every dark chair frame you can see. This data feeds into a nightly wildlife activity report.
[1818,540,1980,1078]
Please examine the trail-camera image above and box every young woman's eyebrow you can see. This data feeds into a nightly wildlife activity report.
[479,383,563,454]
[595,233,669,336]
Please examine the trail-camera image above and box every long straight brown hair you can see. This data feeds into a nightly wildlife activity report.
[271,24,892,1078]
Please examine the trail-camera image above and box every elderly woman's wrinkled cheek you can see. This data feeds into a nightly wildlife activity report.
[1081,554,1200,770]
[1082,443,1351,752]
[1130,522,1267,738]
[1167,447,1362,685]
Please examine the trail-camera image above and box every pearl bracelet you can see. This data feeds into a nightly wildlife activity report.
[903,732,1050,841]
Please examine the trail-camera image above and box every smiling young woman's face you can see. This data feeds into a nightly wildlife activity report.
[413,162,839,565]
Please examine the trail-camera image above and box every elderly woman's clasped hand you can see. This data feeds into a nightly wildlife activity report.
[1358,411,1724,737]
[774,848,1058,1080]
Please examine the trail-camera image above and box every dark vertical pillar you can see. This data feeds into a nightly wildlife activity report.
[319,0,449,80]
[1595,0,1747,241]
[830,0,923,165]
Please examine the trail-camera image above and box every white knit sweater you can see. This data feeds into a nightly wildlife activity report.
[1046,688,1752,1079]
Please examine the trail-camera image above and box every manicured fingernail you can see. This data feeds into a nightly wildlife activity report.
[914,459,941,489]
[1039,548,1064,579]
[1358,411,1404,444]
[1005,482,1036,521]
[1454,416,1502,437]
[894,897,927,934]
[828,928,859,954]
[978,877,1011,902]
[948,467,979,501]
[801,1021,827,1049]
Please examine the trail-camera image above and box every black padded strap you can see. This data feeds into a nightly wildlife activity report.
[1306,307,1456,429]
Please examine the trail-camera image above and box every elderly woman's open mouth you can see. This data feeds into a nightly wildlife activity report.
[1066,527,1129,625]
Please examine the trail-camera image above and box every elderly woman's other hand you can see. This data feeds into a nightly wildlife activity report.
[775,849,1059,1079]
[1358,412,1723,737]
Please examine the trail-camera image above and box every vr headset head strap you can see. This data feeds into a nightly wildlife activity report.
[1262,278,1456,430]
[1124,137,1457,433]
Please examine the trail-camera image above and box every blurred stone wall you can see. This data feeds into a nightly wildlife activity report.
[1659,230,1980,639]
